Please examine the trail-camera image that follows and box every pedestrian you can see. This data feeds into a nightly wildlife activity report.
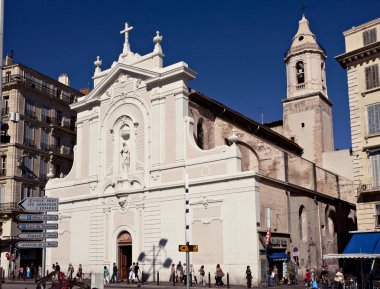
[169,264,176,283]
[55,262,61,273]
[176,261,183,283]
[190,264,197,284]
[198,265,206,287]
[77,264,83,282]
[134,262,141,284]
[246,265,253,288]
[129,262,136,283]
[67,263,74,280]
[38,265,42,279]
[30,264,35,279]
[273,265,279,286]
[334,268,344,289]
[215,264,225,287]
[305,268,311,288]
[320,265,329,289]
[110,262,118,283]
[104,266,109,284]
[311,269,319,289]
[26,265,30,279]
[183,263,187,285]
[18,266,24,280]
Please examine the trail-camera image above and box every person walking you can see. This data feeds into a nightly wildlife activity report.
[110,262,118,283]
[169,264,176,283]
[26,266,30,279]
[77,264,83,282]
[67,263,74,280]
[134,262,141,284]
[176,261,183,283]
[215,264,225,287]
[129,262,136,283]
[104,266,110,284]
[334,268,344,289]
[320,265,329,289]
[246,266,253,288]
[199,265,206,287]
[18,266,23,280]
[273,265,279,286]
[190,264,197,284]
[305,269,311,288]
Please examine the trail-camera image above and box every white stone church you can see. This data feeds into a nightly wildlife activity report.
[46,16,357,285]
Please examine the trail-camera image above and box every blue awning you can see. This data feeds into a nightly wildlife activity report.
[343,232,380,254]
[268,252,290,261]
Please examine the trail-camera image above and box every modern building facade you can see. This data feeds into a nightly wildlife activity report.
[336,17,380,231]
[0,54,82,275]
[45,17,356,286]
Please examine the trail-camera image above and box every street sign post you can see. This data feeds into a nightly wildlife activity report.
[17,214,59,222]
[17,223,58,231]
[18,197,59,212]
[16,241,58,249]
[17,232,58,239]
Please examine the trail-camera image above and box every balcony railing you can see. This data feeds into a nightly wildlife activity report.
[357,183,380,194]
[24,138,36,148]
[0,202,20,214]
[49,117,75,131]
[295,83,306,90]
[25,109,38,120]
[3,74,78,105]
[1,107,9,116]
[0,169,6,176]
[41,143,49,151]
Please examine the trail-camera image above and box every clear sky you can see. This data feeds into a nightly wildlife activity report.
[4,0,380,150]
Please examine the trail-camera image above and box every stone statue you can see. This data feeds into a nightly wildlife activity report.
[120,142,130,170]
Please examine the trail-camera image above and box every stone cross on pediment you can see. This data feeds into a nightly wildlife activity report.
[120,22,134,53]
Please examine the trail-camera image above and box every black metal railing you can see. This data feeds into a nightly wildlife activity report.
[23,138,36,148]
[1,107,9,116]
[41,143,49,151]
[0,169,6,176]
[0,202,19,214]
[25,109,38,120]
[357,183,380,193]
[3,74,78,105]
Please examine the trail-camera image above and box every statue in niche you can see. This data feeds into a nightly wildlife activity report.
[120,142,130,170]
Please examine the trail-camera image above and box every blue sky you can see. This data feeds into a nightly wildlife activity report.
[4,0,380,150]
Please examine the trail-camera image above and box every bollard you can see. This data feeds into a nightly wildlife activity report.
[208,272,211,288]
[127,268,129,284]
[157,272,159,286]
[226,273,229,288]
[172,272,175,286]
[2,269,5,283]
[141,271,144,285]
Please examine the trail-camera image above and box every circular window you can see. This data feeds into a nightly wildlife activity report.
[298,35,304,41]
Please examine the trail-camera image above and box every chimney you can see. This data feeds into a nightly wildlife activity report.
[5,50,14,65]
[58,73,70,86]
[80,87,91,95]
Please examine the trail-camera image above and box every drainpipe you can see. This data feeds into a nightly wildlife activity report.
[317,200,323,262]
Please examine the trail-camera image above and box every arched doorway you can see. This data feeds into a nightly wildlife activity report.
[117,231,132,280]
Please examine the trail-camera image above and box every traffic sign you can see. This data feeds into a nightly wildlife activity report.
[17,223,58,231]
[18,197,59,212]
[178,244,198,252]
[17,232,58,239]
[17,214,59,222]
[16,241,58,249]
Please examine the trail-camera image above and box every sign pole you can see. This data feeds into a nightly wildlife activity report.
[185,174,190,289]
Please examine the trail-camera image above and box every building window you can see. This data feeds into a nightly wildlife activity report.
[21,185,32,200]
[368,104,380,135]
[296,61,305,84]
[0,155,6,176]
[55,164,61,178]
[41,129,49,151]
[376,204,380,227]
[365,64,379,90]
[42,106,50,123]
[265,207,271,229]
[40,158,48,181]
[371,152,380,188]
[2,96,9,116]
[197,121,204,149]
[25,100,36,119]
[24,124,34,147]
[299,206,307,241]
[0,186,4,203]
[56,111,63,125]
[363,28,377,46]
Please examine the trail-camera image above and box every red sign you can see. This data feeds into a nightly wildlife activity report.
[265,228,271,247]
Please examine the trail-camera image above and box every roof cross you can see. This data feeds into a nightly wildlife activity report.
[120,22,134,53]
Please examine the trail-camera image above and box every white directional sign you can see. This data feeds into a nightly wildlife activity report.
[16,241,58,249]
[17,223,58,231]
[17,214,59,222]
[17,232,58,239]
[18,197,59,212]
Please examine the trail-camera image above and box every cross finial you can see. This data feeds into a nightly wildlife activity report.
[300,2,308,16]
[120,22,134,53]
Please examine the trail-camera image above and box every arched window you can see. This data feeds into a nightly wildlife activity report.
[325,206,335,237]
[197,120,204,149]
[296,61,305,84]
[299,206,307,241]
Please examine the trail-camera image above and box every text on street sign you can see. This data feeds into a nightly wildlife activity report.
[17,223,58,231]
[16,241,58,249]
[18,197,59,212]
[17,232,58,239]
[17,214,59,222]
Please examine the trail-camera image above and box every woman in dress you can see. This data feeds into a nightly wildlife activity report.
[246,265,253,288]
[103,266,109,284]
[215,264,225,287]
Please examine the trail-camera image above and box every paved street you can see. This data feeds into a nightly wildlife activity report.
[0,279,307,289]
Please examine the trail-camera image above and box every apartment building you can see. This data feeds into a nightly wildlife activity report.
[0,54,83,273]
[336,18,380,232]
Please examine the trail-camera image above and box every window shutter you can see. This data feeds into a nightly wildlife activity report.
[366,65,380,90]
[366,66,372,89]
[374,64,379,88]
[368,105,375,134]
[0,186,4,203]
[371,154,380,187]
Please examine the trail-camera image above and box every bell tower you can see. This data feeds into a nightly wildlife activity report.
[283,15,334,166]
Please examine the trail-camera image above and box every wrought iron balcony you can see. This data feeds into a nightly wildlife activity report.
[0,169,6,177]
[3,74,78,105]
[1,107,9,116]
[23,138,36,148]
[357,183,380,194]
[0,202,20,215]
[24,109,38,120]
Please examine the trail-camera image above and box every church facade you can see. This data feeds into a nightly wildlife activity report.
[46,17,356,285]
